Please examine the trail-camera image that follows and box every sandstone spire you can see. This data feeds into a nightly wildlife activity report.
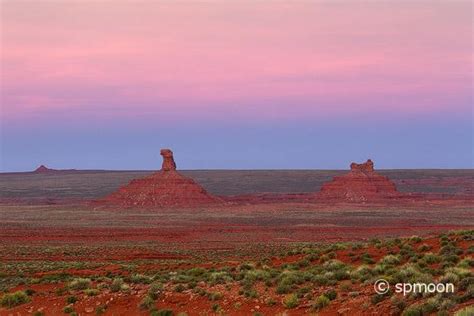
[102,149,220,207]
[160,149,177,171]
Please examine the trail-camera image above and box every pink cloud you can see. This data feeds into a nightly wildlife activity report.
[1,1,471,123]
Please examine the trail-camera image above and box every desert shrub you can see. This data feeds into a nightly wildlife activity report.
[39,273,71,284]
[130,274,152,284]
[110,278,124,292]
[174,284,185,293]
[263,297,275,306]
[0,291,30,308]
[340,281,352,292]
[239,263,254,271]
[324,289,337,300]
[150,309,173,316]
[323,260,346,271]
[436,297,456,312]
[211,304,220,312]
[334,270,350,280]
[33,312,45,316]
[243,288,258,298]
[390,295,407,314]
[97,283,108,290]
[313,274,330,285]
[423,253,441,264]
[373,264,388,275]
[418,244,431,252]
[402,304,422,316]
[120,283,130,293]
[370,238,381,245]
[351,243,363,250]
[393,264,433,284]
[66,295,77,304]
[243,269,271,283]
[296,258,310,268]
[349,291,360,297]
[380,255,401,266]
[455,306,474,316]
[55,287,67,296]
[148,283,163,300]
[449,267,472,279]
[410,236,422,243]
[194,287,207,296]
[442,253,461,263]
[457,257,474,269]
[83,288,99,296]
[208,292,222,301]
[307,253,318,261]
[68,278,91,290]
[439,272,459,285]
[276,282,291,294]
[313,294,330,310]
[24,288,35,296]
[277,271,305,290]
[96,305,107,315]
[458,277,474,291]
[208,271,232,284]
[139,295,155,310]
[63,305,74,313]
[283,293,298,309]
[361,253,375,264]
[371,293,387,305]
[296,286,311,298]
[186,267,206,276]
[422,300,440,315]
[350,265,373,281]
[439,244,462,256]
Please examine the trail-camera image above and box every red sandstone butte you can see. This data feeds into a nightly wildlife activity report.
[103,149,220,207]
[319,159,399,202]
[33,165,55,173]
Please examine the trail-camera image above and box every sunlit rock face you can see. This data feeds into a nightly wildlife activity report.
[319,159,399,202]
[102,149,220,207]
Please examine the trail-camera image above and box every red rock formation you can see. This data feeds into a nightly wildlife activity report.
[319,159,399,202]
[34,165,55,173]
[102,149,220,207]
[160,149,177,171]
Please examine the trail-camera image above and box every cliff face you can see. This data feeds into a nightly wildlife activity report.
[319,159,399,202]
[103,149,220,207]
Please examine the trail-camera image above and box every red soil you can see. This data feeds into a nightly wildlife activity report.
[2,235,472,316]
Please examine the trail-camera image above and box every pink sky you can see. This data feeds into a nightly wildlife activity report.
[2,1,472,123]
[1,1,473,171]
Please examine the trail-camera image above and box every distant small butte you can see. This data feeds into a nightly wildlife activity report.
[33,165,76,173]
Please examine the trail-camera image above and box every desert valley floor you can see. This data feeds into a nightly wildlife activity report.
[0,169,473,315]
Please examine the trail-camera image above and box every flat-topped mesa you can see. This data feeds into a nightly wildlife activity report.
[160,149,177,171]
[102,149,221,207]
[319,159,399,202]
